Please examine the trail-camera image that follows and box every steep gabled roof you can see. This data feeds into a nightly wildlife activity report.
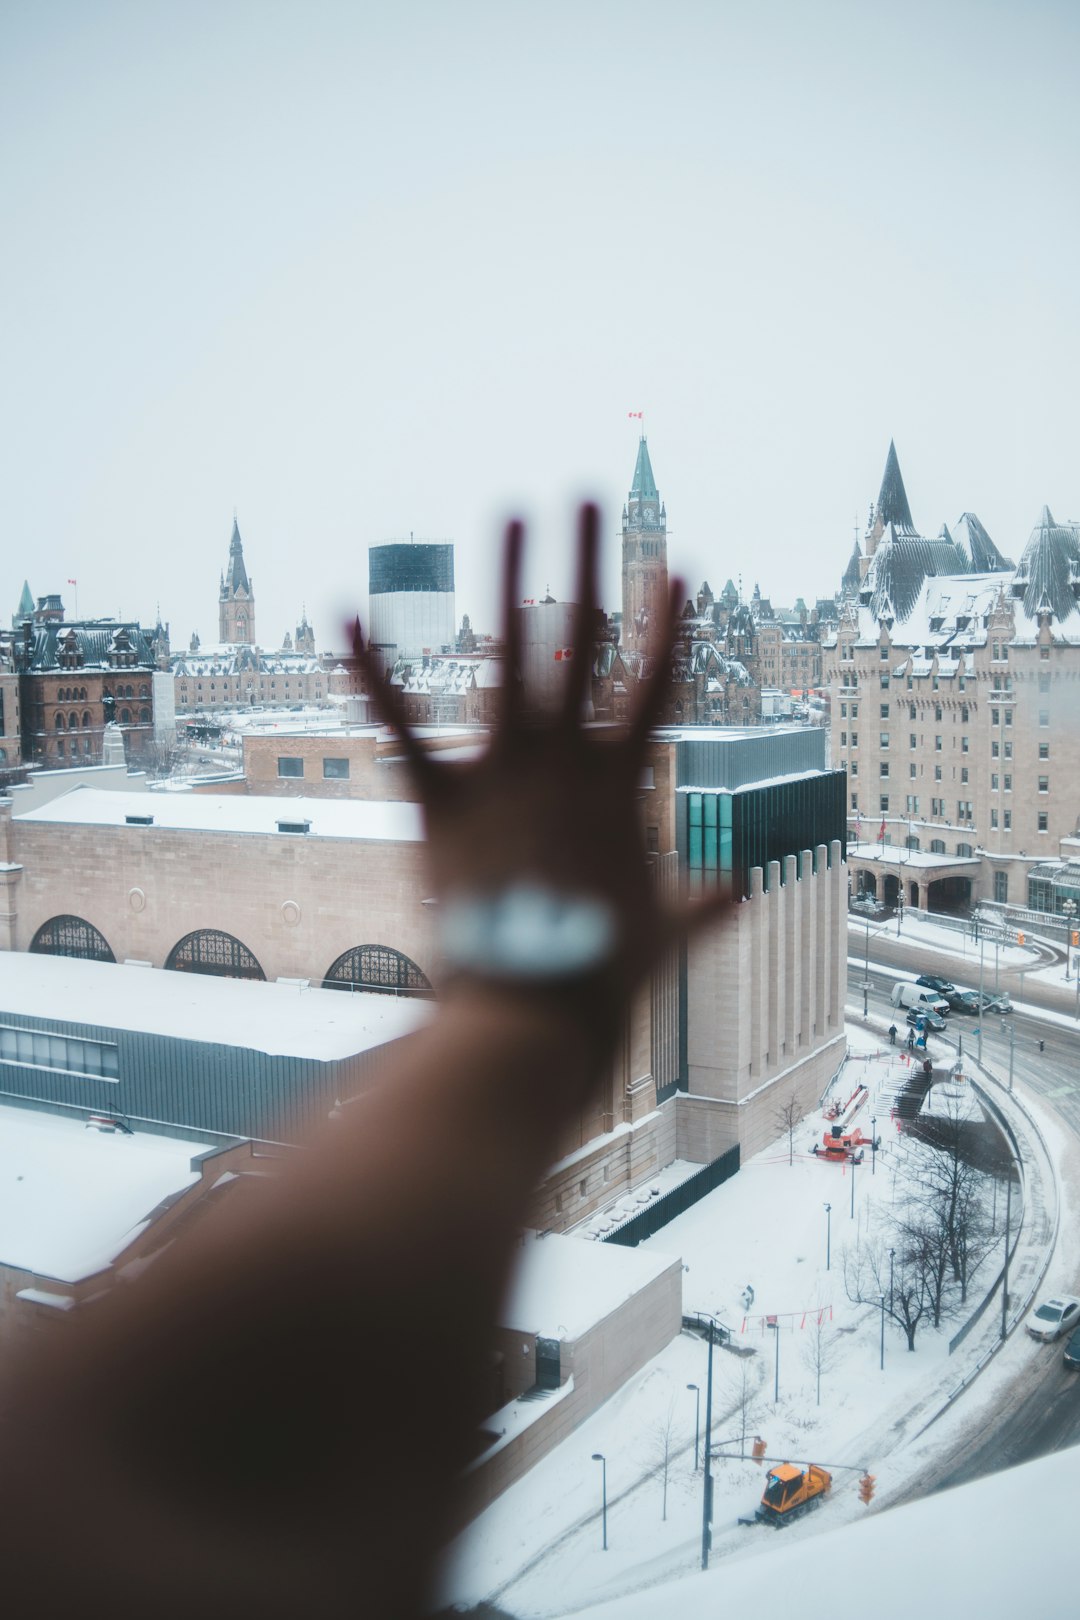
[841,539,862,595]
[1013,506,1080,622]
[629,438,658,501]
[954,511,1014,573]
[875,441,916,534]
[15,580,34,620]
[222,518,251,598]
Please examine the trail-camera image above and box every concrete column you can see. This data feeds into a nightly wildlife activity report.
[799,849,815,1049]
[783,853,798,1058]
[766,859,783,1068]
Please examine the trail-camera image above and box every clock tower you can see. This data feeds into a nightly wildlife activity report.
[219,517,256,646]
[621,437,668,658]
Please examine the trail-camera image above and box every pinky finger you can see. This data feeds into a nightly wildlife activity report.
[347,616,438,795]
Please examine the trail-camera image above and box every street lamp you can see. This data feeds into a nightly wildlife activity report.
[1001,1171,1014,1341]
[767,1316,780,1404]
[824,1202,832,1272]
[879,1291,886,1370]
[889,1246,896,1313]
[871,1116,877,1177]
[850,1148,857,1218]
[698,1312,725,1571]
[687,1383,700,1471]
[863,914,871,1017]
[1063,899,1077,981]
[591,1453,607,1551]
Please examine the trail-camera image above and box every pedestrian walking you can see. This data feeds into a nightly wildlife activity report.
[888,1023,897,1045]
[907,1028,915,1051]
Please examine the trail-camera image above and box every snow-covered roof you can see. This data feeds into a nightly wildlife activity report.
[15,786,426,842]
[501,1229,678,1340]
[0,1101,207,1281]
[0,953,433,1060]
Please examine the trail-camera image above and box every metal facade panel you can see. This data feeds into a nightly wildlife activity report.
[673,728,826,789]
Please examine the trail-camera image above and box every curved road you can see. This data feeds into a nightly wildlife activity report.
[850,923,1080,1491]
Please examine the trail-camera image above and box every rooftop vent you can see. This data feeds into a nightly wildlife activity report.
[124,813,154,826]
[276,819,311,835]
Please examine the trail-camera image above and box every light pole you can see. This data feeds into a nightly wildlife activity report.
[1001,1173,1013,1341]
[1002,1019,1015,1092]
[976,910,987,1066]
[1063,900,1077,980]
[863,915,870,1017]
[687,1383,700,1471]
[871,1116,877,1176]
[767,1316,780,1403]
[591,1453,607,1551]
[850,1148,857,1218]
[824,1202,832,1272]
[699,1312,724,1571]
[889,1246,896,1313]
[879,1291,886,1370]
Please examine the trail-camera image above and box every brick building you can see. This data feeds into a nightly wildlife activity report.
[14,606,159,769]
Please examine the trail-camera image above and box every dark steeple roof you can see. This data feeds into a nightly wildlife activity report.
[875,441,916,534]
[1013,506,1080,621]
[841,539,862,595]
[862,522,970,623]
[629,438,658,502]
[954,511,1014,573]
[222,517,251,597]
[15,580,34,620]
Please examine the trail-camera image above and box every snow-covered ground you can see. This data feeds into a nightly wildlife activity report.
[437,1025,1067,1618]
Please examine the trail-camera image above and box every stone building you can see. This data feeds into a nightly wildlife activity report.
[620,437,669,657]
[14,607,158,769]
[823,444,1080,914]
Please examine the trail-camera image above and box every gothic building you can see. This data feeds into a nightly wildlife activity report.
[219,518,256,645]
[620,438,669,657]
[823,442,1080,915]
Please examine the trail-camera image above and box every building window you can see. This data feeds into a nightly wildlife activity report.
[1039,742,1049,760]
[991,742,1000,758]
[1039,672,1051,693]
[1004,741,1012,759]
[850,761,858,776]
[961,705,969,723]
[840,731,847,746]
[840,703,847,717]
[991,709,999,726]
[277,756,304,778]
[991,773,1000,791]
[1036,810,1048,831]
[880,704,889,719]
[879,732,889,749]
[1004,775,1011,792]
[1003,810,1011,830]
[905,795,919,814]
[850,732,858,747]
[880,762,889,777]
[934,765,942,782]
[323,945,434,997]
[1038,776,1049,793]
[909,764,917,779]
[166,930,266,981]
[322,757,350,780]
[991,809,999,829]
[879,796,889,813]
[961,736,969,753]
[880,675,889,690]
[880,646,889,661]
[0,1023,120,1081]
[934,705,942,722]
[30,915,116,962]
[1040,644,1050,660]
[930,839,946,854]
[1004,709,1013,726]
[935,736,942,752]
[957,801,972,821]
[909,734,917,749]
[961,768,968,784]
[908,703,916,720]
[851,703,858,718]
[850,793,859,811]
[994,872,1008,902]
[1039,710,1049,727]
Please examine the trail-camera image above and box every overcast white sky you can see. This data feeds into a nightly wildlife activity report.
[3,0,1078,651]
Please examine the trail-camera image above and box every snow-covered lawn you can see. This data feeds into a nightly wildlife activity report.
[439,1027,1039,1617]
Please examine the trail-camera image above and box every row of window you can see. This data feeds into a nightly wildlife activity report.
[278,756,350,780]
[55,686,88,701]
[0,1023,120,1081]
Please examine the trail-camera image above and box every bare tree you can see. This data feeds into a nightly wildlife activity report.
[909,1089,998,1309]
[802,1306,839,1406]
[845,1233,929,1351]
[774,1087,803,1166]
[723,1355,763,1457]
[651,1398,677,1522]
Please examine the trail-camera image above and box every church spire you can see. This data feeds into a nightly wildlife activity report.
[630,437,659,502]
[873,441,915,535]
[218,516,256,645]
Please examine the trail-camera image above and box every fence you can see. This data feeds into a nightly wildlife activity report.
[602,1144,740,1249]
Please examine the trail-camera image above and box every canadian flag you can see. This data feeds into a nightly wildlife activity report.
[877,817,887,843]
[627,411,643,419]
[553,647,575,661]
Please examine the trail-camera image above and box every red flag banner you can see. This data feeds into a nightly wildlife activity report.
[553,647,574,661]
[877,817,886,843]
[627,411,643,419]
[67,578,77,585]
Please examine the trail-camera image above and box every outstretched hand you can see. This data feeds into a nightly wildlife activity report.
[351,503,722,1061]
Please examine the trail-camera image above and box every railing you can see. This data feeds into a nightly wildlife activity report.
[602,1145,740,1249]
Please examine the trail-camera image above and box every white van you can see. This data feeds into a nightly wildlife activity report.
[890,982,950,1016]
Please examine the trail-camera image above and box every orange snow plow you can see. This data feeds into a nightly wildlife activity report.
[755,1462,832,1527]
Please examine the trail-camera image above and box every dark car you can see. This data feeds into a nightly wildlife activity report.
[1065,1326,1080,1370]
[916,974,955,996]
[906,1006,947,1033]
[946,989,981,1013]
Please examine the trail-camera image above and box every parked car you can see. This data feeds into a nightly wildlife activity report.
[906,1006,946,1033]
[1064,1326,1080,1370]
[946,988,982,1013]
[1027,1295,1080,1342]
[982,991,1013,1014]
[916,973,955,995]
[850,895,885,916]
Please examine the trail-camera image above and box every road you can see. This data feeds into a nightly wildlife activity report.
[849,923,1080,1492]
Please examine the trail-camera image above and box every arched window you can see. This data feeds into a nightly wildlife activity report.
[323,945,433,997]
[69,712,78,730]
[57,738,65,757]
[57,687,66,702]
[929,839,946,854]
[140,707,151,722]
[956,843,974,858]
[166,930,265,980]
[82,712,91,727]
[120,708,131,724]
[55,713,65,729]
[139,684,149,698]
[30,915,115,962]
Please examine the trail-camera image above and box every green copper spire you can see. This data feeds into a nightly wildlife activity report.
[16,579,33,619]
[629,437,658,502]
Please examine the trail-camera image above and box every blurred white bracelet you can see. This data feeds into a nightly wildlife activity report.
[439,884,617,981]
